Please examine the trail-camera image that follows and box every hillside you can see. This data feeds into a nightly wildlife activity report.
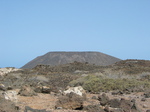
[21,51,121,69]
[1,60,150,112]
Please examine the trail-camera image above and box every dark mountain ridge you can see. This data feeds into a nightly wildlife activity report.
[21,51,121,69]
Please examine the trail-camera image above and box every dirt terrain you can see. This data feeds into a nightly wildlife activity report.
[16,92,150,112]
[0,60,150,112]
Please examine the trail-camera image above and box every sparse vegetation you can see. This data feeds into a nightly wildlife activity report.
[69,75,150,93]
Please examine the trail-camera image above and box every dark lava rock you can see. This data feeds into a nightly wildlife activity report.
[141,98,146,101]
[55,92,83,110]
[107,98,139,112]
[109,98,120,108]
[144,91,150,98]
[83,105,105,112]
[41,86,51,93]
[111,91,123,95]
[19,85,37,96]
[120,98,139,112]
[97,93,139,112]
[7,86,13,90]
[98,93,109,106]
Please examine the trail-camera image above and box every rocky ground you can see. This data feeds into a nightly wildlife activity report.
[0,60,150,112]
[17,91,150,112]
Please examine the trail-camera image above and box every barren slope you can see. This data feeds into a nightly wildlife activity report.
[21,51,120,69]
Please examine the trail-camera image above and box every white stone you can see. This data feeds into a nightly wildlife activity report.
[143,104,148,108]
[64,86,85,96]
[2,90,18,103]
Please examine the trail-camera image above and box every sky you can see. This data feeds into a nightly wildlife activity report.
[0,0,150,68]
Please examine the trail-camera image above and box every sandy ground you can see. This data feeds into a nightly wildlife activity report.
[16,92,150,112]
[17,93,86,112]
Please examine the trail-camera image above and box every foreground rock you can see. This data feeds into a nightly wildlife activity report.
[98,93,139,112]
[2,90,18,103]
[18,85,37,96]
[56,92,84,110]
[98,93,109,106]
[107,98,139,112]
[0,96,19,112]
[144,91,150,98]
[35,86,52,94]
[64,86,86,96]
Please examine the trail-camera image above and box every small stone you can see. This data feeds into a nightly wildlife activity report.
[112,91,123,95]
[7,86,13,90]
[56,107,62,109]
[146,110,150,112]
[0,84,6,91]
[143,104,148,108]
[104,105,109,112]
[131,99,136,103]
[144,92,150,98]
[92,96,97,100]
[141,98,146,101]
[42,86,51,93]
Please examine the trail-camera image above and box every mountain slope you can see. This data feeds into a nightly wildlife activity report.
[21,51,121,69]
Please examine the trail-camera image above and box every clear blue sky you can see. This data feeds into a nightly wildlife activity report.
[0,0,150,68]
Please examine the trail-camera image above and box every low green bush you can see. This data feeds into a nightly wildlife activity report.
[69,75,150,93]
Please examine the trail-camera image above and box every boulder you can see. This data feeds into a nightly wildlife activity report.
[64,86,86,96]
[98,94,139,112]
[109,98,120,108]
[98,93,109,106]
[42,86,51,93]
[2,90,18,103]
[119,98,139,112]
[55,92,83,110]
[19,85,37,96]
[0,96,18,112]
[35,86,55,94]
